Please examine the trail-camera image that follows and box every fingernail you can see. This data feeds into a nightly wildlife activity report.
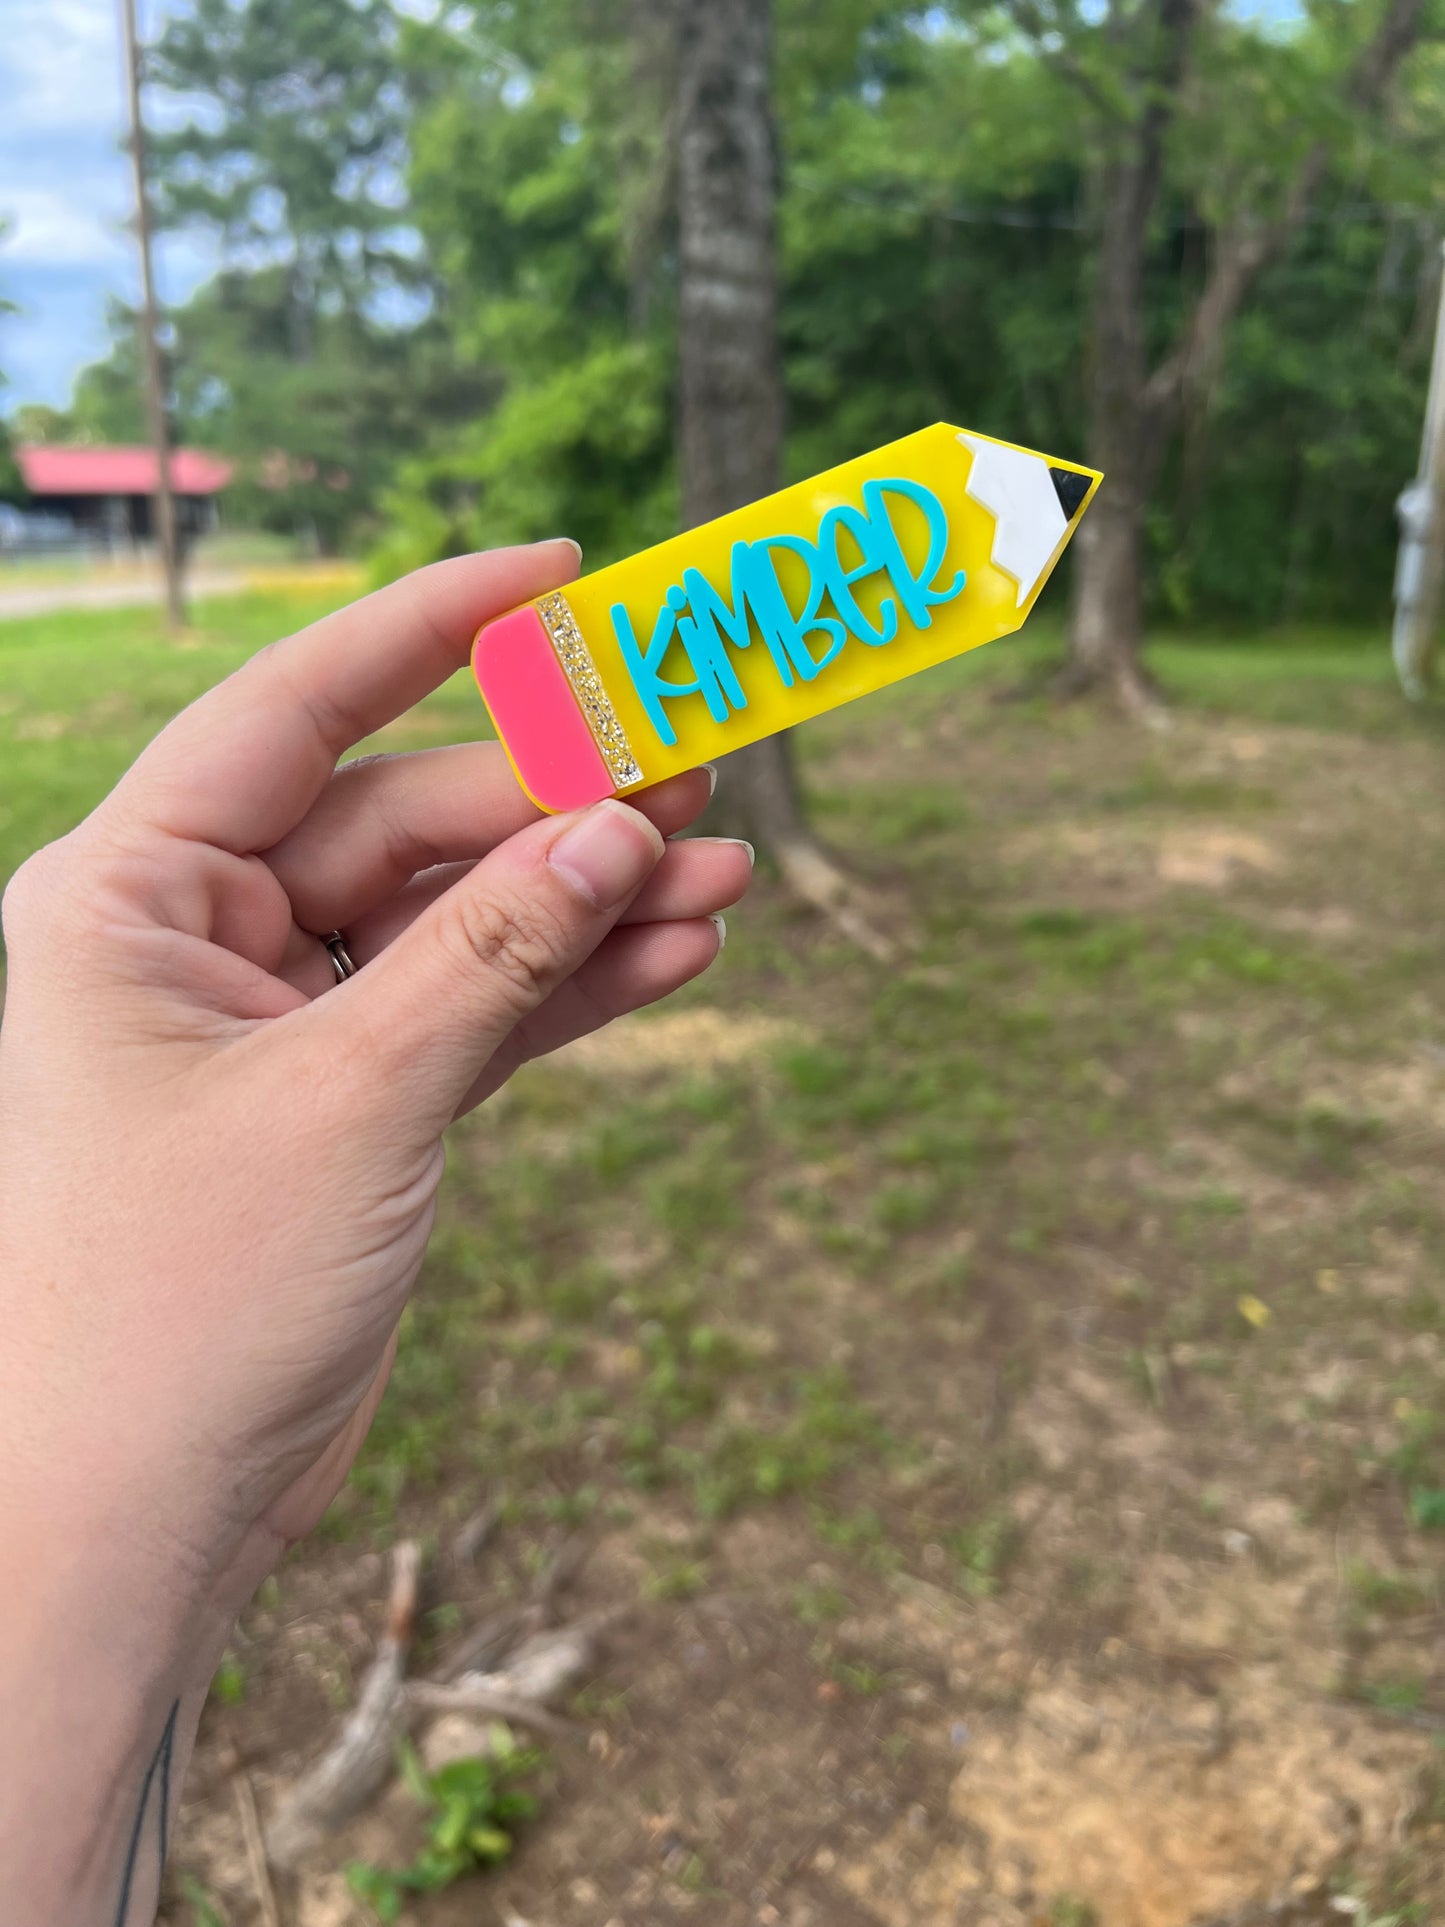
[695,836,755,867]
[703,763,718,798]
[710,913,728,951]
[548,800,662,909]
[542,536,583,568]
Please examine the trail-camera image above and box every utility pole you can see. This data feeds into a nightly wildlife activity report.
[120,0,186,632]
[1393,238,1445,700]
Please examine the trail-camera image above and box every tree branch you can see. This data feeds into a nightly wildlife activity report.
[262,1534,610,1871]
[1146,0,1430,424]
[263,1540,421,1870]
[1082,0,1206,485]
[406,1681,579,1738]
[1002,0,1136,123]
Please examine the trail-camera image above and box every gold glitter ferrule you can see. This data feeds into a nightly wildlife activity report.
[535,590,644,792]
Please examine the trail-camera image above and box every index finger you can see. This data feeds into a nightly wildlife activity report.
[100,542,580,855]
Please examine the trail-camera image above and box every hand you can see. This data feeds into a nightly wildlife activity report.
[0,542,752,1925]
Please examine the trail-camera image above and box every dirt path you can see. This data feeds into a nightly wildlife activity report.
[0,568,251,619]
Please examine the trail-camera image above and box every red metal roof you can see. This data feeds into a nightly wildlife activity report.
[17,445,233,497]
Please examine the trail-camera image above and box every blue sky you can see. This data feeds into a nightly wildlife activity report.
[0,0,214,412]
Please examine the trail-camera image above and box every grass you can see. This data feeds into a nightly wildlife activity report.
[5,594,1445,1919]
[0,578,468,885]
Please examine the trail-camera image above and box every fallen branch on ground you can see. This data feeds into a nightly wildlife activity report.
[230,1760,282,1927]
[263,1525,606,1871]
[772,837,900,963]
[406,1680,578,1738]
[264,1541,421,1869]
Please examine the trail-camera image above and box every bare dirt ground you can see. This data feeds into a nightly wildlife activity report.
[0,567,249,618]
[0,556,357,620]
[159,663,1445,1927]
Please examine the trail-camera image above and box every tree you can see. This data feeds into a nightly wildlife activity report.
[68,306,149,444]
[673,0,893,954]
[147,0,415,342]
[176,269,480,553]
[386,0,996,574]
[384,0,1439,648]
[0,424,20,503]
[1174,198,1441,626]
[7,405,71,447]
[993,0,1436,712]
[376,0,680,573]
[135,0,464,547]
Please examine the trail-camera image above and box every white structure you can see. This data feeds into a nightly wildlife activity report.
[1393,240,1445,700]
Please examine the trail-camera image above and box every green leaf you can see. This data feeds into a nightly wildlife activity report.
[466,1823,514,1862]
[432,1794,472,1856]
[345,1862,404,1923]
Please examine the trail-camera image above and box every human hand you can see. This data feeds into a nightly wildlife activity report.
[0,542,751,1925]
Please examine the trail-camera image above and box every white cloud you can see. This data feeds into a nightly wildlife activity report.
[1,0,127,142]
[1,187,128,267]
[0,0,202,404]
[0,0,131,278]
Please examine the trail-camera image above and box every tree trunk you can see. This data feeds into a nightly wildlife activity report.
[674,0,781,527]
[1060,480,1157,715]
[1060,300,1169,717]
[1058,0,1200,713]
[672,0,894,956]
[1061,196,1162,717]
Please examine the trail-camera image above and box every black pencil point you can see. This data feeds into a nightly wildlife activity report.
[1050,467,1091,520]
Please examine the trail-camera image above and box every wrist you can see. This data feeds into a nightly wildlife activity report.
[0,1459,234,1925]
[0,1269,263,1611]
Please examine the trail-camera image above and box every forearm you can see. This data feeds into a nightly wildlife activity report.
[0,1488,235,1927]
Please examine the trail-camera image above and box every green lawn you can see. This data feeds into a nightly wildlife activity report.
[5,594,1445,1925]
[0,584,485,885]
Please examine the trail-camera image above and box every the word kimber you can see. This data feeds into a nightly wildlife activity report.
[609,477,967,747]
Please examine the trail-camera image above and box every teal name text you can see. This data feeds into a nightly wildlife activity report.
[609,476,966,747]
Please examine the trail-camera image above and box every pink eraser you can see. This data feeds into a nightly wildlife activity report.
[472,605,614,812]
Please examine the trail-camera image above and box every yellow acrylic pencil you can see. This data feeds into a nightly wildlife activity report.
[472,423,1101,812]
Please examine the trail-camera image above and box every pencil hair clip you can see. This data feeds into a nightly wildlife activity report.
[472,423,1101,812]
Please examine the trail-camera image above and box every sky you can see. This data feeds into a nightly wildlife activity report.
[0,0,214,413]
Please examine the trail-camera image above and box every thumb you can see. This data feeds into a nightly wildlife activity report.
[308,798,664,1132]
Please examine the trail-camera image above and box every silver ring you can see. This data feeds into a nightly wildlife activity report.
[321,930,357,983]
